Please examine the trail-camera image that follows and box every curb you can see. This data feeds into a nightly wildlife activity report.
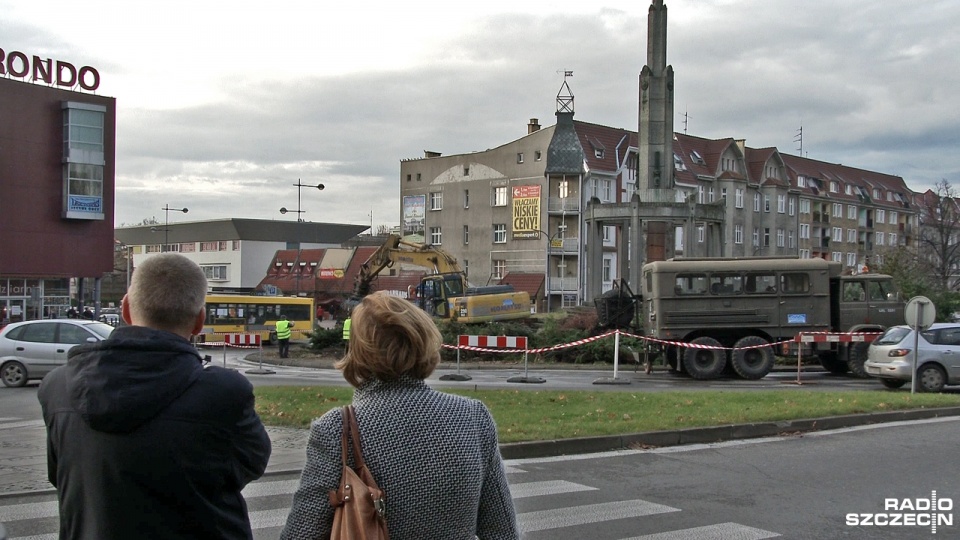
[497,406,960,460]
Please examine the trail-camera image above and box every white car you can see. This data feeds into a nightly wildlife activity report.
[0,319,114,387]
[864,323,960,392]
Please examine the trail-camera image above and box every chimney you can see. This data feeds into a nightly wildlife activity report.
[527,118,541,134]
[424,150,442,158]
[735,139,746,154]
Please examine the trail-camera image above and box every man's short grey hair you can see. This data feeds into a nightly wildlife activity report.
[129,253,207,330]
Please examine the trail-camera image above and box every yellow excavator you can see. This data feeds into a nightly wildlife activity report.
[346,234,531,323]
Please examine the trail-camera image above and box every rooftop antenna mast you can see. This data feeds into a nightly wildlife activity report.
[794,125,803,156]
[682,108,692,134]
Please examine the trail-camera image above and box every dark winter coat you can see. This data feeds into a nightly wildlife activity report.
[37,325,272,540]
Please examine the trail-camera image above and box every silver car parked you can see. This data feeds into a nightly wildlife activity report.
[864,323,960,392]
[0,319,114,387]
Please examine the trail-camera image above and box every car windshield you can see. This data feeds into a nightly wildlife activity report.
[81,322,115,339]
[875,326,912,345]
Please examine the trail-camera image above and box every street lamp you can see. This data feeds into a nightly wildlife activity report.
[539,230,559,313]
[280,179,324,222]
[161,204,188,251]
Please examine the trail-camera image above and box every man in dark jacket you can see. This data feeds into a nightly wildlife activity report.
[38,253,271,540]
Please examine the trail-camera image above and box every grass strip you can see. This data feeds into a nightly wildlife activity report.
[254,386,960,444]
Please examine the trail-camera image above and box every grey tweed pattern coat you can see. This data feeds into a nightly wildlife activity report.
[280,376,519,539]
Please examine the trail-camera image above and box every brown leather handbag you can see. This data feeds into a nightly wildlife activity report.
[328,405,389,540]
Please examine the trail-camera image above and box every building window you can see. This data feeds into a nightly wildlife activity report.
[830,181,839,193]
[763,228,770,247]
[876,232,885,246]
[463,225,469,244]
[492,186,508,207]
[800,249,810,258]
[735,188,744,209]
[696,225,704,243]
[789,196,796,216]
[777,228,785,247]
[493,224,507,243]
[777,195,786,213]
[200,242,219,252]
[406,174,411,182]
[535,150,542,161]
[62,102,106,220]
[873,188,880,199]
[788,230,795,248]
[847,229,857,243]
[848,205,857,219]
[602,259,612,282]
[832,252,842,262]
[890,233,897,245]
[463,189,470,209]
[697,185,705,204]
[764,196,771,213]
[463,259,469,278]
[202,265,228,281]
[721,188,727,201]
[429,192,443,210]
[800,199,810,214]
[890,211,898,224]
[232,240,240,250]
[734,224,743,244]
[833,227,843,241]
[754,193,761,212]
[146,245,161,253]
[846,252,857,267]
[463,165,470,176]
[492,259,506,280]
[429,227,442,245]
[416,173,421,181]
[877,209,885,223]
[799,223,810,239]
[752,228,760,246]
[833,203,843,218]
[517,152,524,163]
[180,242,196,253]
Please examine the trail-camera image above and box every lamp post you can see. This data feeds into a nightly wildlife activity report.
[161,205,188,251]
[539,230,559,313]
[280,179,325,222]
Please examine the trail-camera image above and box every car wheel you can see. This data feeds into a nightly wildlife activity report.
[1,361,28,388]
[682,337,726,380]
[880,378,907,390]
[730,336,774,379]
[917,364,947,393]
[846,342,871,379]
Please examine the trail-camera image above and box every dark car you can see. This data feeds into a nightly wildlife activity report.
[0,319,114,387]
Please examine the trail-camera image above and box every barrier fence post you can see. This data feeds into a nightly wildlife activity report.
[796,335,803,385]
[244,334,275,375]
[439,336,472,381]
[594,330,631,385]
[222,336,227,368]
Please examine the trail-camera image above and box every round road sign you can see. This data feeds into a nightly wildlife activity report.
[904,295,936,330]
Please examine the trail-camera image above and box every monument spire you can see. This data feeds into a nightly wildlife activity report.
[638,0,674,190]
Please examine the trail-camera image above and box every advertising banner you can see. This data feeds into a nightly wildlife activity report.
[402,195,426,242]
[512,185,540,239]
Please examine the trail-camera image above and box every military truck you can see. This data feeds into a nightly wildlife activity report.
[638,257,903,380]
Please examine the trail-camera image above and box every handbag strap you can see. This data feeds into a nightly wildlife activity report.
[341,405,368,470]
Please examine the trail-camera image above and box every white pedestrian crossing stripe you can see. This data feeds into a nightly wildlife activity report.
[0,478,781,539]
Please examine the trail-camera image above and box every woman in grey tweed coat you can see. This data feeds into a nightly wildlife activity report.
[280,292,520,539]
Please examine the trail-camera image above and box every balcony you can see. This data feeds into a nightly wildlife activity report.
[547,237,579,254]
[548,197,581,212]
[546,276,579,293]
[812,211,830,224]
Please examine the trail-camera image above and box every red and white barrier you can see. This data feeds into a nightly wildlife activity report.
[224,333,262,346]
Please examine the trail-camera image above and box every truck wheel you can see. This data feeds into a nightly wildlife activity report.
[730,336,774,379]
[917,364,947,393]
[817,351,849,374]
[682,337,726,380]
[847,342,871,378]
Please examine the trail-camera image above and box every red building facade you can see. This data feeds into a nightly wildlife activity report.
[0,69,116,322]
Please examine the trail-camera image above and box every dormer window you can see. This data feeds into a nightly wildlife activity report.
[690,150,706,165]
[798,176,807,188]
[873,188,881,199]
[673,152,686,171]
[595,148,604,159]
[830,181,839,193]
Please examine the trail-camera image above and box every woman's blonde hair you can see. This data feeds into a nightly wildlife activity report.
[336,291,442,387]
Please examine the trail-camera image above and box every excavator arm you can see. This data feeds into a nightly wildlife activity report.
[353,234,463,297]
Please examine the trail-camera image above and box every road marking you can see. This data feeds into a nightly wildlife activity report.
[519,500,679,533]
[624,522,780,539]
[510,480,597,499]
[0,420,45,430]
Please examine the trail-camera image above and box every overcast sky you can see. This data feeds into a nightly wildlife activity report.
[4,1,958,230]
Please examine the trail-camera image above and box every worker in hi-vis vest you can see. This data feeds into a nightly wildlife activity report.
[275,315,294,359]
[342,317,351,354]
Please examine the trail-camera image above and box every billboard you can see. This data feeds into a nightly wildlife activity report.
[512,185,540,239]
[402,194,425,243]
